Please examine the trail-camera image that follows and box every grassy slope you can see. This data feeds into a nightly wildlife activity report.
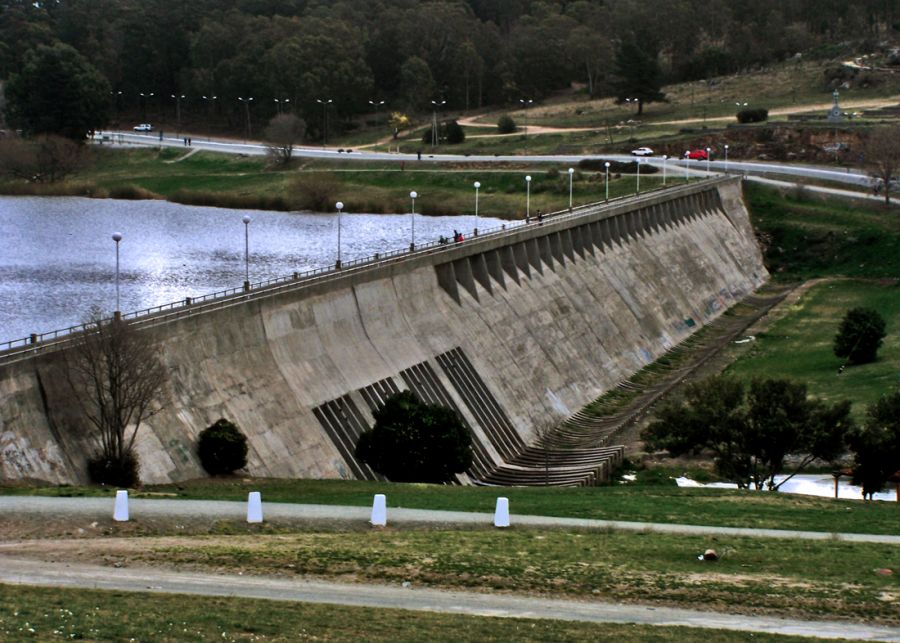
[719,183,900,419]
[24,147,665,218]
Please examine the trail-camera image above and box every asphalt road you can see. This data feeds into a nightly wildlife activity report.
[99,131,872,189]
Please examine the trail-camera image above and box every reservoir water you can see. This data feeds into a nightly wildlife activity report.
[0,196,500,342]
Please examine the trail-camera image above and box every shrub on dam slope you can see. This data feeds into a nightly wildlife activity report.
[356,391,473,483]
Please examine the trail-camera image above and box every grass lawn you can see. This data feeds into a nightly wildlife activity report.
[0,584,819,642]
[722,279,900,419]
[5,524,897,625]
[3,147,667,218]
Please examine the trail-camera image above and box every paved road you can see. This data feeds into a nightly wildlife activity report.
[2,496,897,544]
[1,557,898,640]
[98,131,872,189]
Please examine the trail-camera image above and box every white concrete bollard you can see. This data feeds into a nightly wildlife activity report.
[247,491,263,523]
[494,497,510,528]
[113,490,129,522]
[371,493,387,526]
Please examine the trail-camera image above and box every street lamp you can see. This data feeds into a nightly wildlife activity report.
[171,94,185,136]
[636,158,641,194]
[316,99,333,147]
[409,191,417,251]
[473,181,481,235]
[684,154,690,182]
[238,97,254,141]
[112,232,123,317]
[568,167,574,210]
[604,162,611,201]
[662,154,668,185]
[274,98,290,114]
[335,201,343,268]
[430,100,446,147]
[242,215,251,290]
[724,144,729,173]
[519,98,533,153]
[139,92,154,121]
[369,99,385,130]
[705,147,712,174]
[525,175,532,222]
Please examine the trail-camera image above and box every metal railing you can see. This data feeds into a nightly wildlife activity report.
[0,178,721,365]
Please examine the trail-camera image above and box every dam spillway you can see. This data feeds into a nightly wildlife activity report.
[0,177,768,485]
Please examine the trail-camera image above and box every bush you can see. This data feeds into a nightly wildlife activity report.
[736,108,769,124]
[197,418,249,475]
[355,390,472,483]
[87,451,140,487]
[577,159,657,173]
[497,115,517,134]
[288,173,341,211]
[833,307,887,365]
[420,119,466,145]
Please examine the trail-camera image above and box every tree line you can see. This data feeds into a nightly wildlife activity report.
[2,0,900,139]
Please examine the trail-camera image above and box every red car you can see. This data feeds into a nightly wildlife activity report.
[684,149,709,160]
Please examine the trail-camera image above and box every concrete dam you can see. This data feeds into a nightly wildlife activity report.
[0,176,768,486]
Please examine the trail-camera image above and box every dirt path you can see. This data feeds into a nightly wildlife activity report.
[1,556,897,640]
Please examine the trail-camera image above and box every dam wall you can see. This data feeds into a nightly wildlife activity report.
[0,177,768,485]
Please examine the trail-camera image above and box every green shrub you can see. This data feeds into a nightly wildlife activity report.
[197,418,249,475]
[497,115,517,134]
[834,307,887,365]
[736,108,769,123]
[355,391,472,483]
[87,451,140,487]
[420,120,466,145]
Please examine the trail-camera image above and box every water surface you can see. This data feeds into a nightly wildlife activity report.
[0,196,500,341]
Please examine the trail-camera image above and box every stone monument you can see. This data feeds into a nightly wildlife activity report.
[827,89,844,122]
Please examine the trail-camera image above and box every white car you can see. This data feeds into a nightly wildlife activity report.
[133,123,153,132]
[630,146,653,156]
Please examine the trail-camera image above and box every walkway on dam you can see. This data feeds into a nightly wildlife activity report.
[1,556,897,641]
[2,496,897,544]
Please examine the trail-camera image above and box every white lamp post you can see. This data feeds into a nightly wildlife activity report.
[317,98,333,147]
[706,147,712,174]
[525,175,532,222]
[409,191,417,251]
[684,155,690,182]
[636,158,641,194]
[335,201,343,268]
[242,215,251,290]
[473,181,481,235]
[662,154,668,185]
[724,144,729,173]
[112,232,123,317]
[604,161,611,201]
[568,167,574,210]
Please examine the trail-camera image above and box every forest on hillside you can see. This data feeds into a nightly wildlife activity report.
[2,0,899,137]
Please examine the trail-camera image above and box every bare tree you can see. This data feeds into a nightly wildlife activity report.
[264,113,306,165]
[0,134,83,182]
[64,309,167,484]
[864,126,900,206]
